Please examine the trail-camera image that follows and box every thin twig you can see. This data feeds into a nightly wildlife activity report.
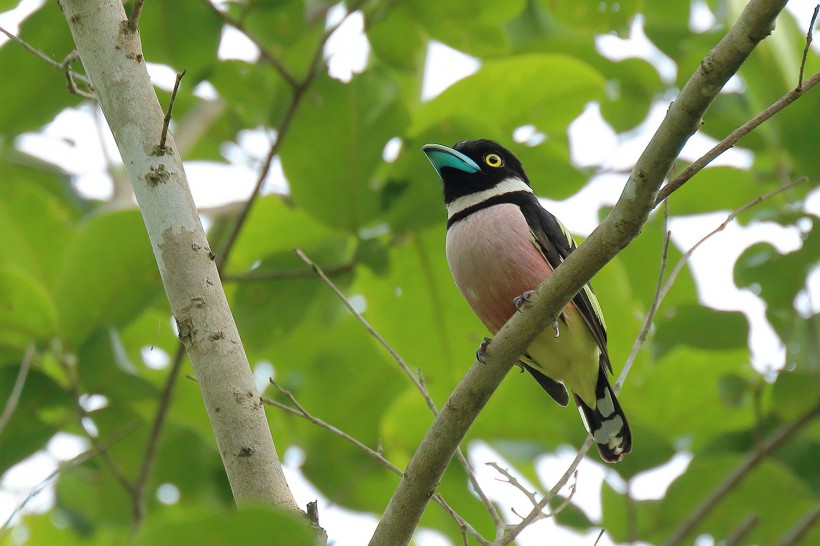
[725,514,759,546]
[798,5,819,87]
[215,0,369,271]
[774,505,820,546]
[158,69,187,152]
[655,70,820,206]
[264,380,489,544]
[0,25,94,96]
[0,345,35,436]
[663,402,820,546]
[658,177,807,308]
[127,0,146,32]
[616,200,671,391]
[293,249,504,530]
[0,421,138,539]
[132,343,186,526]
[198,0,298,88]
[593,528,606,546]
[60,50,95,99]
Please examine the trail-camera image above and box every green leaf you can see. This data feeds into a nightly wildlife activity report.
[771,369,820,421]
[0,180,76,287]
[281,72,410,232]
[0,267,58,352]
[653,305,749,359]
[0,366,74,476]
[405,0,525,57]
[136,0,223,80]
[233,236,353,351]
[366,4,425,71]
[135,505,316,546]
[55,210,162,345]
[624,348,756,449]
[221,194,336,274]
[411,54,605,136]
[541,0,641,36]
[667,167,777,216]
[649,455,815,544]
[0,5,79,137]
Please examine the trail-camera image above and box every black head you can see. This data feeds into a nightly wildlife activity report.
[421,139,530,205]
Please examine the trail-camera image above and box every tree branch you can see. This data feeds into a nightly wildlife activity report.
[369,2,789,544]
[655,70,820,206]
[663,402,820,546]
[59,0,299,513]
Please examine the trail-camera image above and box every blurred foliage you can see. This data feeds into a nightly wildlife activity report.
[0,0,818,544]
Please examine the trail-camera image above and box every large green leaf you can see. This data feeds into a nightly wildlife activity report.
[411,54,605,136]
[135,0,222,80]
[55,210,162,345]
[0,180,76,287]
[0,267,58,352]
[281,72,410,232]
[0,367,74,476]
[653,304,749,359]
[0,5,79,137]
[624,348,757,449]
[134,505,316,546]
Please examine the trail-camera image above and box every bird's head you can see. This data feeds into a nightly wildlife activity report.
[421,139,531,206]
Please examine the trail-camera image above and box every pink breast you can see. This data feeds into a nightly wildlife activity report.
[445,204,553,333]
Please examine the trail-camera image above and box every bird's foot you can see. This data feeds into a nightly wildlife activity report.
[551,320,560,338]
[515,361,525,373]
[476,337,492,363]
[513,290,535,312]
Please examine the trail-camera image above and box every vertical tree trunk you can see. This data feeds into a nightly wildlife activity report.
[59,0,300,513]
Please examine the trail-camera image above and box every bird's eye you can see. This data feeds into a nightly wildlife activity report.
[484,153,503,168]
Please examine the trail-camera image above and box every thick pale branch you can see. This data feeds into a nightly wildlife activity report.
[59,0,299,513]
[369,1,788,544]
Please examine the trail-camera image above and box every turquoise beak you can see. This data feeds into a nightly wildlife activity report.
[421,144,481,176]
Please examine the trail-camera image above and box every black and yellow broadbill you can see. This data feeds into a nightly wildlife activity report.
[423,139,632,463]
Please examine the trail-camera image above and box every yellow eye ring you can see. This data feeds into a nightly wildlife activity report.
[484,153,503,168]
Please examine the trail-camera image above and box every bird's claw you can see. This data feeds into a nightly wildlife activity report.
[513,290,535,312]
[552,320,560,338]
[476,337,492,363]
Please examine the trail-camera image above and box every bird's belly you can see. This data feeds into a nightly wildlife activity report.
[527,304,600,405]
[446,204,600,404]
[446,204,551,333]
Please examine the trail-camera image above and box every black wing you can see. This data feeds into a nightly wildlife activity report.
[518,198,612,373]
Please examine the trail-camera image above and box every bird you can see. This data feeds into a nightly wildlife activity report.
[421,139,631,463]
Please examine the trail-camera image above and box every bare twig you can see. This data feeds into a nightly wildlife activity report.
[60,50,95,99]
[0,345,35,436]
[593,529,606,546]
[0,25,94,97]
[127,0,146,32]
[798,5,819,86]
[198,0,298,88]
[663,402,820,546]
[264,380,489,544]
[617,200,671,391]
[775,505,820,546]
[293,249,504,531]
[485,463,578,526]
[132,343,186,526]
[158,69,187,152]
[725,514,759,546]
[655,70,820,206]
[0,421,138,539]
[658,177,807,309]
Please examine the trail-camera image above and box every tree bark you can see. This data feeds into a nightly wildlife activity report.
[58,0,300,513]
[369,0,788,543]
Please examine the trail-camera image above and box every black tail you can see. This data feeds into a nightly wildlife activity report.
[574,368,632,463]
